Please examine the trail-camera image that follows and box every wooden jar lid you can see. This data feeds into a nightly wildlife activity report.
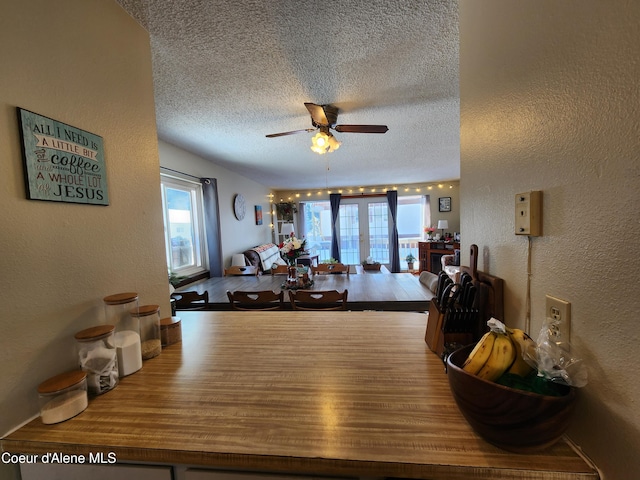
[103,292,138,305]
[160,317,181,328]
[74,324,115,341]
[130,304,160,317]
[38,370,87,394]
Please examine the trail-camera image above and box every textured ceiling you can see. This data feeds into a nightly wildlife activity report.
[117,0,459,190]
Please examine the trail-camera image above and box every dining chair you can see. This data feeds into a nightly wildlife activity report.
[224,265,259,276]
[310,263,350,276]
[270,264,289,275]
[226,290,285,311]
[171,291,209,310]
[288,289,348,311]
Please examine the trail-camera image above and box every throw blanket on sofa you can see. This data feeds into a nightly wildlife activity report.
[250,243,285,271]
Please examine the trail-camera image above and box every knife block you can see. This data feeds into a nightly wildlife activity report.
[426,301,478,358]
[425,300,445,354]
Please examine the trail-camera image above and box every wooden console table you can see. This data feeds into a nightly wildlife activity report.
[2,311,599,479]
[419,241,459,274]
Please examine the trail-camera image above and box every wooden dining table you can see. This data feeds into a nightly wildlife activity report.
[176,271,434,311]
[2,311,599,480]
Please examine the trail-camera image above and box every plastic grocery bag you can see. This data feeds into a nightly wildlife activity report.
[525,316,588,388]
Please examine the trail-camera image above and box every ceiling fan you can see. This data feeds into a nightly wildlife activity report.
[266,103,388,154]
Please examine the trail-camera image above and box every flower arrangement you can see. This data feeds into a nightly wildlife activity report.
[279,234,307,266]
[424,226,436,239]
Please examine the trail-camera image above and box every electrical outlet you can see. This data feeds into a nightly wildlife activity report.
[546,295,571,350]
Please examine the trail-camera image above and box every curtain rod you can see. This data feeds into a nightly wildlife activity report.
[341,193,387,199]
[160,166,202,181]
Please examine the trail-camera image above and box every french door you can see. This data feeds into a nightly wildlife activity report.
[338,198,391,266]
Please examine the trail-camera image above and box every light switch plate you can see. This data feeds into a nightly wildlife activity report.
[515,190,542,236]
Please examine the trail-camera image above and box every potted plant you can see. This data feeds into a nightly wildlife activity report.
[362,257,381,271]
[276,202,298,222]
[405,253,417,271]
[322,257,339,264]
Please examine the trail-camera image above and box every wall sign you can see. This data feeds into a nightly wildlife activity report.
[17,108,109,205]
[439,196,451,212]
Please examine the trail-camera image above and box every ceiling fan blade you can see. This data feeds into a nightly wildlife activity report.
[266,128,315,138]
[304,102,329,126]
[334,124,389,134]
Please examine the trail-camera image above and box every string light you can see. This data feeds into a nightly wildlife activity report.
[271,182,458,200]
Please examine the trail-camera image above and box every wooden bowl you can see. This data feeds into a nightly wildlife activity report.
[446,344,577,453]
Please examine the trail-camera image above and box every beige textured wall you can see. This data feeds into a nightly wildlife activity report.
[158,141,275,266]
[0,0,168,450]
[460,1,640,478]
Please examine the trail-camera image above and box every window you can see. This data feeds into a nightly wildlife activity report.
[338,199,391,265]
[301,195,429,269]
[397,195,430,270]
[160,175,208,277]
[367,201,390,264]
[300,201,333,262]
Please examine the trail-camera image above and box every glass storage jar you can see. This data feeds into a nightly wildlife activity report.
[38,370,88,424]
[103,292,138,324]
[160,316,182,347]
[104,292,142,377]
[74,324,119,395]
[131,305,161,360]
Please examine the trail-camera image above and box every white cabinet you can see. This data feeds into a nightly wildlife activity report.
[184,469,353,480]
[21,462,172,480]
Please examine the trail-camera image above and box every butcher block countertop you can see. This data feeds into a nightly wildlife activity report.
[2,311,599,480]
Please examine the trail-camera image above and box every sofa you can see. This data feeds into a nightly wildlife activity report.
[441,249,461,281]
[242,243,286,272]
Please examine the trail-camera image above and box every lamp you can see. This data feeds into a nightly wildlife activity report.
[437,219,449,238]
[310,128,341,155]
[281,223,295,237]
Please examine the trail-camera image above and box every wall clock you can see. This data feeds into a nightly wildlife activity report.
[439,197,451,212]
[233,193,246,220]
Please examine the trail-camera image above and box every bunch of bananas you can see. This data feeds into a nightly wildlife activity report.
[462,318,536,382]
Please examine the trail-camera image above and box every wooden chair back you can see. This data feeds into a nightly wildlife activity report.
[310,263,350,276]
[270,264,289,275]
[224,265,259,276]
[226,290,284,311]
[171,291,209,310]
[288,289,348,311]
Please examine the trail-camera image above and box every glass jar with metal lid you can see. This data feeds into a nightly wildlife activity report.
[74,324,119,395]
[104,292,142,377]
[131,305,162,360]
[38,370,88,424]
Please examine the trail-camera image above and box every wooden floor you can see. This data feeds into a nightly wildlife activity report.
[176,270,434,311]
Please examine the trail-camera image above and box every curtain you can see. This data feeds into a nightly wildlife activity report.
[329,193,341,261]
[386,190,401,272]
[296,202,306,238]
[422,195,431,239]
[200,178,223,277]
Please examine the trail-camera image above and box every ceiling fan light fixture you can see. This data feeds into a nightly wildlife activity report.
[310,131,340,154]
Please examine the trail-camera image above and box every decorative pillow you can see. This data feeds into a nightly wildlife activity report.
[453,249,460,266]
